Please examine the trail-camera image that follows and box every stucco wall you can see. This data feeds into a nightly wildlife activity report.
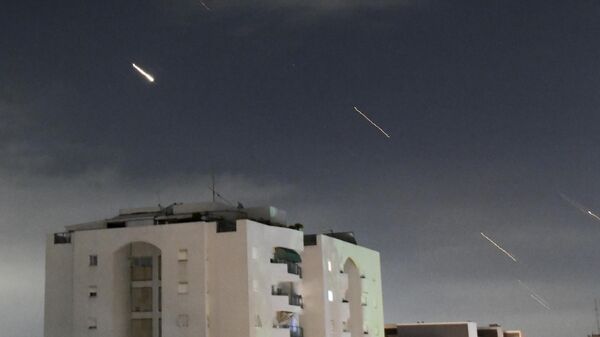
[44,235,74,337]
[302,234,385,337]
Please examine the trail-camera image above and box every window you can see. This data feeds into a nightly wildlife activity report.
[89,255,98,266]
[327,290,334,302]
[131,319,152,337]
[88,317,97,330]
[131,257,153,281]
[178,282,189,294]
[178,249,188,261]
[177,314,189,327]
[131,287,152,312]
[89,286,98,298]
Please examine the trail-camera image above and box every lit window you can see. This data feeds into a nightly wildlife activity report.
[178,282,189,294]
[178,249,188,261]
[89,286,97,298]
[327,260,332,272]
[89,255,98,266]
[327,290,334,302]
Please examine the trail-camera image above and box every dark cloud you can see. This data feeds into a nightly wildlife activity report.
[2,0,600,336]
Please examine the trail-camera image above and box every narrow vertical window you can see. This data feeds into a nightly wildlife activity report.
[178,249,188,261]
[89,255,98,266]
[89,286,98,298]
[88,317,97,330]
[178,282,189,294]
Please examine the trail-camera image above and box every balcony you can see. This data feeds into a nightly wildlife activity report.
[271,259,302,278]
[272,287,304,307]
[273,325,303,337]
[272,288,303,313]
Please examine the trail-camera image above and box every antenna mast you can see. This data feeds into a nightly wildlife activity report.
[211,173,216,203]
[595,298,600,335]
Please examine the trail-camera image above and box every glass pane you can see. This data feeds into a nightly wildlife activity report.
[131,319,152,337]
[131,257,153,281]
[131,287,153,312]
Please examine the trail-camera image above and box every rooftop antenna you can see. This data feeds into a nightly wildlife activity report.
[207,174,235,207]
[595,299,600,335]
[211,173,216,203]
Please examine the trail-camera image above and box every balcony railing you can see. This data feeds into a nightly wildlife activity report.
[272,287,304,308]
[274,325,303,337]
[270,259,302,278]
[54,232,72,244]
[289,294,303,308]
[290,326,303,337]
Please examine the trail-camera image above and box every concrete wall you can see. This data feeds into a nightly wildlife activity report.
[44,235,74,337]
[206,220,250,337]
[67,221,209,337]
[302,234,385,337]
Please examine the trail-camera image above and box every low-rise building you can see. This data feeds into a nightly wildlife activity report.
[386,322,478,337]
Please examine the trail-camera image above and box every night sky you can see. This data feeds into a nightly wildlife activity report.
[2,1,600,337]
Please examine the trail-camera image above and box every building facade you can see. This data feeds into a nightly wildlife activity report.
[44,202,384,337]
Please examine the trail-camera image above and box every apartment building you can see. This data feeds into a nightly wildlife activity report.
[44,202,384,337]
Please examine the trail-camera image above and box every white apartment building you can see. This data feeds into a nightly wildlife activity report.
[44,202,384,337]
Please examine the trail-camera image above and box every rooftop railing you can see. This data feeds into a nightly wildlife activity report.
[53,232,71,244]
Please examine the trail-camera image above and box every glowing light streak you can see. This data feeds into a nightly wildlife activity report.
[480,232,517,263]
[353,106,391,138]
[530,294,551,310]
[132,63,155,82]
[518,280,550,309]
[200,1,211,11]
[559,193,600,223]
[588,210,600,221]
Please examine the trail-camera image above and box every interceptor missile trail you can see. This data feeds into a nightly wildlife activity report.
[480,232,518,262]
[518,280,550,309]
[530,294,551,310]
[199,1,211,10]
[353,106,391,138]
[559,193,587,213]
[559,192,600,223]
[588,210,600,222]
[132,63,155,82]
